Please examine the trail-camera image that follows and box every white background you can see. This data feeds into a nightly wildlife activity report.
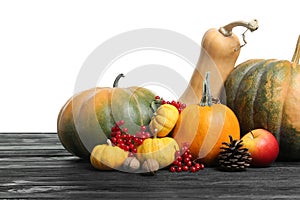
[0,0,299,132]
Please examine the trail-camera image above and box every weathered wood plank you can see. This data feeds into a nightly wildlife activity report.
[1,132,300,199]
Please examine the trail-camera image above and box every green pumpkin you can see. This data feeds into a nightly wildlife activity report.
[225,36,300,161]
[57,74,156,159]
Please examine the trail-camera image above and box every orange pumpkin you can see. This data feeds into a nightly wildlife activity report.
[172,72,240,166]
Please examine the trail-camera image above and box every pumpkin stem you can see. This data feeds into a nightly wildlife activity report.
[292,35,300,64]
[113,73,125,88]
[200,72,213,107]
[106,139,113,146]
[153,128,158,139]
[219,19,259,37]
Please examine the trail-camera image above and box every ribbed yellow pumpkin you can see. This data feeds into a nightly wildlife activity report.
[90,140,129,170]
[149,104,179,137]
[136,135,179,169]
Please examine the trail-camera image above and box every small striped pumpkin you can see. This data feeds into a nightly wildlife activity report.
[225,36,300,161]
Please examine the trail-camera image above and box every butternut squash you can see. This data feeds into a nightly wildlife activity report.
[180,19,259,105]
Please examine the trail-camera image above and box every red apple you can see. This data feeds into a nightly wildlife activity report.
[241,129,279,167]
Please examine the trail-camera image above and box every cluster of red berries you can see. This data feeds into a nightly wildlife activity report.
[169,143,204,173]
[110,120,151,157]
[155,96,186,113]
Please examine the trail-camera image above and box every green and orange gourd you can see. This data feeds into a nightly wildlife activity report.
[57,74,156,159]
[225,35,300,161]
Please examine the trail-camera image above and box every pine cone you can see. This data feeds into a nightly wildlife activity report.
[218,135,252,172]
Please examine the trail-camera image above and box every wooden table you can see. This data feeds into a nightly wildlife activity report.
[1,132,300,199]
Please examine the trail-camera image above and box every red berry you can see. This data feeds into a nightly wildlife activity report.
[161,100,166,104]
[183,166,189,171]
[122,134,128,139]
[129,143,135,150]
[190,166,197,172]
[184,157,190,163]
[194,163,201,170]
[173,160,179,166]
[144,132,151,138]
[186,161,192,167]
[194,163,204,170]
[122,128,128,133]
[111,132,116,137]
[131,148,137,153]
[182,147,189,153]
[170,166,176,172]
[111,137,117,144]
[135,131,142,138]
[176,166,182,172]
[177,162,182,167]
[177,156,182,162]
[183,151,189,158]
[140,125,147,131]
[181,103,186,109]
[139,138,144,144]
[199,163,205,170]
[178,108,182,113]
[133,137,139,144]
[117,138,123,144]
[119,143,125,149]
[124,145,130,151]
[155,96,160,99]
[115,130,122,137]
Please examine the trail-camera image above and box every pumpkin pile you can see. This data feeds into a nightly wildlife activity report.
[57,19,300,174]
[89,108,181,173]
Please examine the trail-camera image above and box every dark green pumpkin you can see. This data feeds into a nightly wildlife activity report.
[57,74,156,159]
[225,36,300,161]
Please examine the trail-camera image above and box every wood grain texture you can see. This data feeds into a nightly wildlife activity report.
[1,133,300,199]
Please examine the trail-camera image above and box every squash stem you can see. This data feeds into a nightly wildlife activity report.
[200,72,213,107]
[113,73,125,88]
[292,35,300,64]
[219,19,258,37]
[153,129,158,139]
[107,139,113,146]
